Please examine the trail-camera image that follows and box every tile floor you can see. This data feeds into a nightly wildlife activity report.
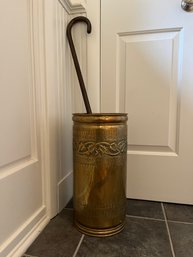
[24,199,193,257]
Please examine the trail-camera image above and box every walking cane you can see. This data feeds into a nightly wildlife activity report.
[66,16,92,114]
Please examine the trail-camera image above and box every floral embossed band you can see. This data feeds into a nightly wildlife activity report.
[74,139,127,157]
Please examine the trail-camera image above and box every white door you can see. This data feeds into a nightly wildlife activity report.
[0,1,50,256]
[100,0,193,204]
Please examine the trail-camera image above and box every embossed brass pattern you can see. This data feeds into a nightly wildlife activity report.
[73,113,128,237]
[74,140,127,157]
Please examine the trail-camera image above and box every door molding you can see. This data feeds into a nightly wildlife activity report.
[58,0,86,14]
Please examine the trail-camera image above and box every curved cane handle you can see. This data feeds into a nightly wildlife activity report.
[67,16,92,114]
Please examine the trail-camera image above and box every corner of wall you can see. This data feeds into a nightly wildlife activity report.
[55,0,88,213]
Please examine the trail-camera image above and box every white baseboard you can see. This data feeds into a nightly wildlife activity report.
[0,206,49,257]
[58,171,73,212]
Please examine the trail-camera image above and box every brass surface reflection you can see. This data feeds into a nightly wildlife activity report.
[73,114,128,237]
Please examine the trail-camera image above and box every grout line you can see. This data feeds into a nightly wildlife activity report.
[161,203,176,257]
[72,234,85,257]
[126,214,165,222]
[65,207,73,210]
[167,219,193,225]
[63,208,73,212]
[22,254,37,257]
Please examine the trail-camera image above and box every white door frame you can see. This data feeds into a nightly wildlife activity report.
[32,0,58,220]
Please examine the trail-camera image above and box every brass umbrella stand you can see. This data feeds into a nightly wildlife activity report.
[67,17,128,237]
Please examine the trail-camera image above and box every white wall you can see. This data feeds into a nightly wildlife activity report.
[54,0,87,212]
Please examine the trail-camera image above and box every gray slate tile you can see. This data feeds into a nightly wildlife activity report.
[169,222,193,257]
[76,217,173,257]
[25,209,81,257]
[164,203,193,223]
[127,199,164,219]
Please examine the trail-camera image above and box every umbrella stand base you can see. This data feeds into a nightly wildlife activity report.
[74,220,125,237]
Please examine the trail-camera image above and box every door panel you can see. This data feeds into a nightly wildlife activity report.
[118,28,182,152]
[0,0,33,167]
[101,0,193,203]
[0,0,45,253]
